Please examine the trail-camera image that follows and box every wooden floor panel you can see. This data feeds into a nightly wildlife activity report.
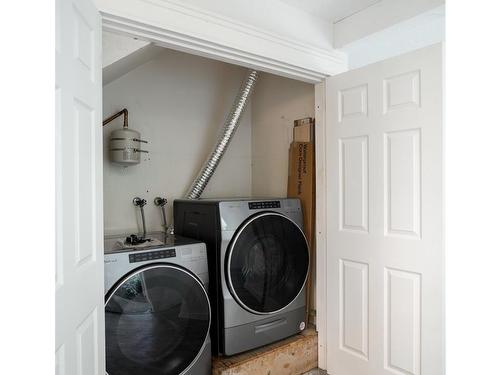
[212,328,318,375]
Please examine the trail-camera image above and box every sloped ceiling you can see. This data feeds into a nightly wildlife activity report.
[102,32,162,85]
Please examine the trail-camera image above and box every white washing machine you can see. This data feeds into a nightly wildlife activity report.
[174,198,310,355]
[104,232,211,375]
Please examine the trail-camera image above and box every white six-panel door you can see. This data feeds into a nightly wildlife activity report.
[55,0,104,373]
[325,44,443,375]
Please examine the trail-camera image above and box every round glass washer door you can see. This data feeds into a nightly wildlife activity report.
[105,264,210,375]
[226,212,309,315]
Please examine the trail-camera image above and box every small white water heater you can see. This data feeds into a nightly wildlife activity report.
[103,108,148,166]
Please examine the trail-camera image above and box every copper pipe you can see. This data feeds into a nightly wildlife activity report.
[103,108,128,128]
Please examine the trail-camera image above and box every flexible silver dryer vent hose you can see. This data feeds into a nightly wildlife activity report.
[185,69,259,199]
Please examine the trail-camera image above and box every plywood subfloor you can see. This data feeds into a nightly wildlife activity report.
[212,328,318,375]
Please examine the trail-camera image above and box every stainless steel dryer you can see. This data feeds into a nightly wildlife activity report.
[104,232,211,375]
[173,198,309,355]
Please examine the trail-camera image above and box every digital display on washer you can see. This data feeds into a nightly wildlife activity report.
[248,201,281,209]
[129,248,176,263]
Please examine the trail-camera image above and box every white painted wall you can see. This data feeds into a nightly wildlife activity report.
[333,0,444,47]
[251,73,315,197]
[341,5,445,70]
[103,48,252,235]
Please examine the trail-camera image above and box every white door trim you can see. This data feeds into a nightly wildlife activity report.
[94,2,344,369]
[96,0,347,83]
[314,80,328,369]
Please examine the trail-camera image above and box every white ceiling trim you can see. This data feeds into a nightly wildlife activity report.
[280,0,382,24]
[97,0,347,83]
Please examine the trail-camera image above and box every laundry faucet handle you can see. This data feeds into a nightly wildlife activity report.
[133,197,147,207]
[154,197,168,207]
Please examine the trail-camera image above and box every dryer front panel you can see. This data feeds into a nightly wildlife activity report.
[226,212,309,315]
[105,264,211,375]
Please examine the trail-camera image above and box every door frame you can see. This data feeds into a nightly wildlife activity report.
[314,81,328,369]
[97,0,347,83]
[96,3,336,370]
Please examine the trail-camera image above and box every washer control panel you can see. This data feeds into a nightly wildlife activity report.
[129,248,176,263]
[248,201,281,210]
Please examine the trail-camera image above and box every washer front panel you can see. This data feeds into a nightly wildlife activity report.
[226,212,309,315]
[105,264,210,375]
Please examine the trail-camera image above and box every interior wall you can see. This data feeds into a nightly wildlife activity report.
[333,0,444,47]
[103,49,252,235]
[251,72,315,197]
[341,5,445,70]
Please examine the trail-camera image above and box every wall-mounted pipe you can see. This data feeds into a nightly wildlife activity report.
[185,69,259,199]
[154,197,168,232]
[132,197,147,238]
[103,108,128,128]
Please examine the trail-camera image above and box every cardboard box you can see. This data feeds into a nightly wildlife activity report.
[287,141,315,249]
[293,117,314,142]
[289,118,315,248]
[288,118,316,324]
[293,117,313,128]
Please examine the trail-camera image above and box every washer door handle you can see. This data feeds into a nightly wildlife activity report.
[254,317,287,333]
